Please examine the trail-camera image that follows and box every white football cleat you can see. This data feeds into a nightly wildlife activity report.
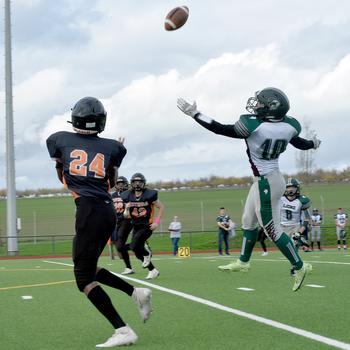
[142,254,152,268]
[132,288,152,323]
[145,268,160,280]
[261,252,268,256]
[96,325,138,348]
[142,242,153,268]
[121,268,135,275]
[292,263,312,292]
[218,259,250,272]
[144,241,152,255]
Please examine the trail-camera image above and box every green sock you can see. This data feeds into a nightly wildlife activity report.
[275,233,303,269]
[240,229,258,262]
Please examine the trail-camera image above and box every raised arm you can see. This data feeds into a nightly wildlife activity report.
[177,98,244,138]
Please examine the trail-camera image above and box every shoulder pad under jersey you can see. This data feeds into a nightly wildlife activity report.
[283,116,301,136]
[234,114,262,137]
[299,195,311,209]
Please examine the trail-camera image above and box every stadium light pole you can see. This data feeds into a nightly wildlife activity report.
[5,0,18,255]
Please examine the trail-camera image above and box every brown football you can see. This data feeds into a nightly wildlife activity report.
[164,6,189,31]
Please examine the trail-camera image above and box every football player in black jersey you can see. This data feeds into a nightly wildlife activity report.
[112,176,135,275]
[122,173,164,280]
[46,97,152,348]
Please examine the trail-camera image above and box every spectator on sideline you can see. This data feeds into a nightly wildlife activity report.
[335,208,347,251]
[168,216,182,256]
[310,208,323,251]
[216,207,231,255]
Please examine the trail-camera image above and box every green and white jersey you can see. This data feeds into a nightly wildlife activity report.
[280,195,311,226]
[334,213,347,226]
[311,214,322,226]
[234,114,301,176]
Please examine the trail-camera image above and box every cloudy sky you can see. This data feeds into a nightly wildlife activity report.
[0,0,350,190]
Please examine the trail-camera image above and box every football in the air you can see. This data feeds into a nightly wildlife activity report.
[164,6,189,31]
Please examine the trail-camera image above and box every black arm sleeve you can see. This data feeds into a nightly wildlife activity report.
[193,114,244,138]
[290,136,314,150]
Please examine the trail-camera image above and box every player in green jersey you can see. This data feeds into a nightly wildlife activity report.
[177,87,321,291]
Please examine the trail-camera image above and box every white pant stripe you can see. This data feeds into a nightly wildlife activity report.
[287,242,300,263]
[241,237,247,256]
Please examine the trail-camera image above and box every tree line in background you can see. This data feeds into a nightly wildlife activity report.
[1,167,350,197]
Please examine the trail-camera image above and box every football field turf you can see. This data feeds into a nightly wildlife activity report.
[1,249,349,350]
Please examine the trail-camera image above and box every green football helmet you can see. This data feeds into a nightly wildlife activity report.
[246,87,290,121]
[285,178,300,197]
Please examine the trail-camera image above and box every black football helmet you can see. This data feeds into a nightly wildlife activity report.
[285,178,301,197]
[246,87,290,121]
[70,97,107,134]
[130,173,146,191]
[115,176,129,192]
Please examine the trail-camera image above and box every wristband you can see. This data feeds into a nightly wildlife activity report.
[154,217,161,225]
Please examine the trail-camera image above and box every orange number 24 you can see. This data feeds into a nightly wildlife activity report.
[69,150,105,178]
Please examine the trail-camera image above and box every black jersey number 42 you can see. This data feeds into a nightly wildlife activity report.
[69,149,105,178]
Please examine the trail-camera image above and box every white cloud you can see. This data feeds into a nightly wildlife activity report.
[34,44,350,187]
[11,68,67,146]
[2,1,350,189]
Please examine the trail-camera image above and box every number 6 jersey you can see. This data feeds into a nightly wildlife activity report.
[280,194,311,226]
[46,131,126,199]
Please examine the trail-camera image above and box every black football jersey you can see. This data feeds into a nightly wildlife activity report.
[46,131,126,199]
[112,190,128,223]
[121,188,158,225]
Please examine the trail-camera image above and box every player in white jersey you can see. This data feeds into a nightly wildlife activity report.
[334,208,347,251]
[280,178,312,252]
[310,208,323,251]
[177,87,321,291]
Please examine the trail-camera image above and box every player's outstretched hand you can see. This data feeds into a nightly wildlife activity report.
[312,136,321,149]
[177,98,199,118]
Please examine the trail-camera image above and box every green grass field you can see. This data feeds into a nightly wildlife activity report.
[1,183,349,239]
[1,249,349,350]
[0,183,349,257]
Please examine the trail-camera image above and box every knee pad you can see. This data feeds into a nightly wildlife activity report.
[74,268,94,292]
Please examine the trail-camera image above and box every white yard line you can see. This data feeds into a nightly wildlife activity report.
[135,254,350,266]
[43,259,350,350]
[255,258,350,266]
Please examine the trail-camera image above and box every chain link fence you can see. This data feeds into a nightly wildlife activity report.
[0,226,343,257]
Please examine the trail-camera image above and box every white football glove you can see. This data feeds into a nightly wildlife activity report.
[312,136,321,149]
[177,98,199,118]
